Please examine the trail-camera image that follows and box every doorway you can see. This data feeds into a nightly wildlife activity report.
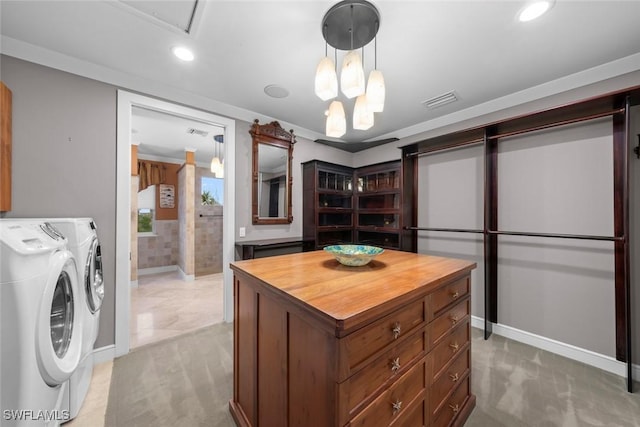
[115,90,236,357]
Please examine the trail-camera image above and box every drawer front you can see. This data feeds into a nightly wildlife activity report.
[345,298,425,370]
[340,329,426,421]
[429,298,470,348]
[429,347,470,417]
[429,277,469,318]
[430,320,470,382]
[350,359,425,427]
[432,376,470,427]
[389,397,424,427]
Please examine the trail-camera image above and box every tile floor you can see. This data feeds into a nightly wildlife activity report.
[65,271,223,426]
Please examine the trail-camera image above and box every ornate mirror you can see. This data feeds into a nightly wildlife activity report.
[250,120,295,224]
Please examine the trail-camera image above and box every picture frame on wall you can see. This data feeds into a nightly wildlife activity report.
[159,184,174,208]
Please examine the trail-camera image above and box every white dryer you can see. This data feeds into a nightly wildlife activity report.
[44,219,104,421]
[0,220,83,426]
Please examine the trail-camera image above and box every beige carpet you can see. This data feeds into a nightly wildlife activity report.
[105,322,235,427]
[105,322,640,427]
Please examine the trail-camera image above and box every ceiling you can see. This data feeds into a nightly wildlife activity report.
[2,0,640,158]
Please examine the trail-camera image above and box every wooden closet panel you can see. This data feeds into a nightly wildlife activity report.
[0,82,11,212]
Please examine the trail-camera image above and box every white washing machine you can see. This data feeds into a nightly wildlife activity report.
[0,220,84,426]
[44,219,104,421]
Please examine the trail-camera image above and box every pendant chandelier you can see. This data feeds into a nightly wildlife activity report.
[210,134,224,178]
[314,0,385,138]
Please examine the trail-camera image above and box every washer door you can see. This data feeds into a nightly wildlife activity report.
[85,236,104,313]
[36,250,83,386]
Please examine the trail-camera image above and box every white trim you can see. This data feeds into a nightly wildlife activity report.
[177,266,195,282]
[116,90,236,358]
[137,265,178,276]
[470,316,640,381]
[92,344,115,365]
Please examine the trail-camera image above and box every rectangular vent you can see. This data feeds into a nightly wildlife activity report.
[187,128,209,137]
[422,91,458,109]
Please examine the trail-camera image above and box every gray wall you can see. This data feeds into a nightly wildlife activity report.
[1,55,117,348]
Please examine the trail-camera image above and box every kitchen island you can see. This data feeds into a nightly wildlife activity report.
[229,249,476,427]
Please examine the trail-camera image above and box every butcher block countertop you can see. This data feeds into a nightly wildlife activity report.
[230,249,476,335]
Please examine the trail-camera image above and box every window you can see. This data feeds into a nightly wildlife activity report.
[138,208,154,233]
[201,176,223,206]
[138,185,155,234]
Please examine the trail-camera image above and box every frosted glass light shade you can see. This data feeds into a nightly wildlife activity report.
[210,157,223,177]
[340,50,365,99]
[326,101,346,138]
[353,95,374,130]
[366,70,385,112]
[314,56,338,101]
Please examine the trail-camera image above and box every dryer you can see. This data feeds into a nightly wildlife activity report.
[44,219,104,421]
[0,220,83,426]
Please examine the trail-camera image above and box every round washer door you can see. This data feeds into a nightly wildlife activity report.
[85,237,104,313]
[36,250,83,386]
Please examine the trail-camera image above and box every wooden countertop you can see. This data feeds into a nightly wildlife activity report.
[231,249,476,332]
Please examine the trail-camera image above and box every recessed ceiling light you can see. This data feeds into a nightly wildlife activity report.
[264,84,289,98]
[171,46,194,61]
[518,1,553,22]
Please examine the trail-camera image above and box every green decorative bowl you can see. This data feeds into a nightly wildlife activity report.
[323,245,384,267]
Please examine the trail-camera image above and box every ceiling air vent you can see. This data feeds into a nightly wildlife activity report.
[186,128,209,137]
[422,91,458,109]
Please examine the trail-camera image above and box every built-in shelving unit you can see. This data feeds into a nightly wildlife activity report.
[303,160,404,250]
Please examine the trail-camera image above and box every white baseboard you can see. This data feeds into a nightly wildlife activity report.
[138,265,178,276]
[92,344,115,365]
[470,316,639,381]
[178,266,195,282]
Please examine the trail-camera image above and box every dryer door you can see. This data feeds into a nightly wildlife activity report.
[85,236,104,313]
[36,250,83,386]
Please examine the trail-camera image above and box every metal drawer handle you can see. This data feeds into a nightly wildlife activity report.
[392,399,403,415]
[449,372,459,382]
[449,342,460,352]
[450,315,458,325]
[390,357,401,373]
[449,403,460,414]
[450,290,460,299]
[392,322,401,339]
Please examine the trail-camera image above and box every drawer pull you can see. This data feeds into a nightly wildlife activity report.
[450,315,458,325]
[449,342,460,352]
[449,403,460,414]
[392,399,403,415]
[390,357,401,373]
[450,290,460,299]
[392,322,401,340]
[449,372,459,382]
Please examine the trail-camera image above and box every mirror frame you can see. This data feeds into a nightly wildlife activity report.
[250,120,295,224]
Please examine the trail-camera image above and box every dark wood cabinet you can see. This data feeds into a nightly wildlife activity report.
[229,250,476,427]
[303,160,403,250]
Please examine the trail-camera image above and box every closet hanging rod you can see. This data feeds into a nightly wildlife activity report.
[486,230,623,242]
[405,138,485,158]
[406,226,483,234]
[487,108,626,141]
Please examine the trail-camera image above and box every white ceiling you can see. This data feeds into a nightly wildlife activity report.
[2,0,640,158]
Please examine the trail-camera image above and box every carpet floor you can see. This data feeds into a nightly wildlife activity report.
[105,323,640,426]
[105,322,234,427]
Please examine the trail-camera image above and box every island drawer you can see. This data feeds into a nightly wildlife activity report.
[429,297,470,347]
[338,328,426,422]
[429,319,470,382]
[429,347,470,417]
[350,359,426,427]
[428,276,469,318]
[344,298,425,371]
[431,376,471,427]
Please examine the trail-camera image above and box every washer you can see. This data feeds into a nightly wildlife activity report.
[0,220,83,426]
[44,219,104,421]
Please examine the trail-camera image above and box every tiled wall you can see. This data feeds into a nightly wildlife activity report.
[137,165,223,275]
[195,166,223,276]
[137,220,179,269]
